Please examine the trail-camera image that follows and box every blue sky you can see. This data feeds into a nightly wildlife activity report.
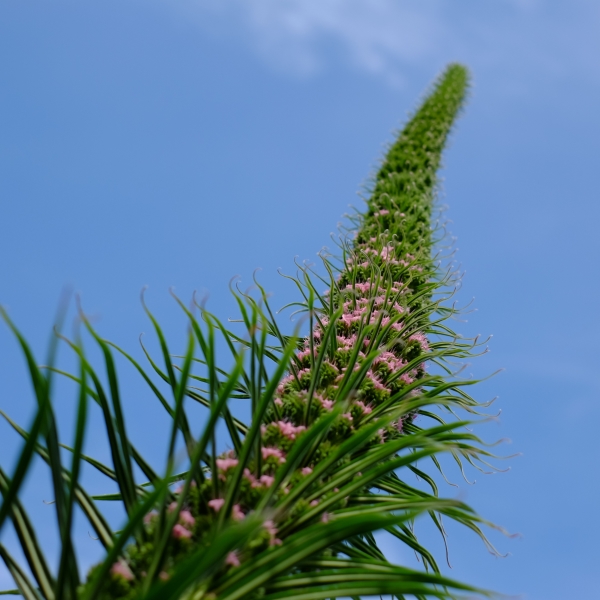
[1,1,599,597]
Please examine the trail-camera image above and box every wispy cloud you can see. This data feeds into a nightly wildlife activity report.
[237,1,446,83]
[177,0,450,85]
[168,0,600,90]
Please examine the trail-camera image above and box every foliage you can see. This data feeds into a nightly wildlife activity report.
[0,63,510,599]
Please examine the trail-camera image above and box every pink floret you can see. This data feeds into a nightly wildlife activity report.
[252,474,275,488]
[208,498,225,512]
[259,474,275,487]
[226,552,240,567]
[320,398,334,411]
[276,420,306,440]
[264,519,278,537]
[243,468,257,486]
[216,458,239,472]
[143,511,157,525]
[179,510,195,527]
[380,245,394,260]
[354,400,372,415]
[262,447,286,463]
[366,370,387,391]
[110,560,134,581]
[231,504,245,521]
[409,332,430,351]
[172,524,192,540]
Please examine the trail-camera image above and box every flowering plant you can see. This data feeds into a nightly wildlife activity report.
[0,64,511,600]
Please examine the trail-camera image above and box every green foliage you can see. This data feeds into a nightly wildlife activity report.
[0,64,510,599]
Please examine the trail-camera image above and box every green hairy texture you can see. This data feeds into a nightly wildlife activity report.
[0,64,511,600]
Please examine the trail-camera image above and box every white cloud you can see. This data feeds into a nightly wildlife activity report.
[166,0,600,90]
[173,0,449,85]
[243,1,445,81]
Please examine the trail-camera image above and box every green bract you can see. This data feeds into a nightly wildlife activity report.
[0,64,510,600]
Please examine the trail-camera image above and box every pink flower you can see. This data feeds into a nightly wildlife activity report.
[380,245,394,260]
[260,474,275,487]
[342,412,353,422]
[400,373,414,385]
[340,312,355,326]
[231,504,245,521]
[409,332,430,351]
[262,447,286,463]
[296,368,311,380]
[216,458,239,472]
[226,552,240,567]
[208,498,225,512]
[321,513,330,523]
[320,398,334,411]
[297,347,315,361]
[366,370,387,391]
[301,466,313,475]
[264,520,278,537]
[276,420,306,440]
[143,511,157,525]
[354,400,372,415]
[252,474,275,488]
[172,524,192,539]
[277,373,295,394]
[338,334,357,348]
[310,499,320,507]
[274,397,284,407]
[179,510,195,528]
[110,560,134,581]
[346,282,371,294]
[243,468,257,486]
